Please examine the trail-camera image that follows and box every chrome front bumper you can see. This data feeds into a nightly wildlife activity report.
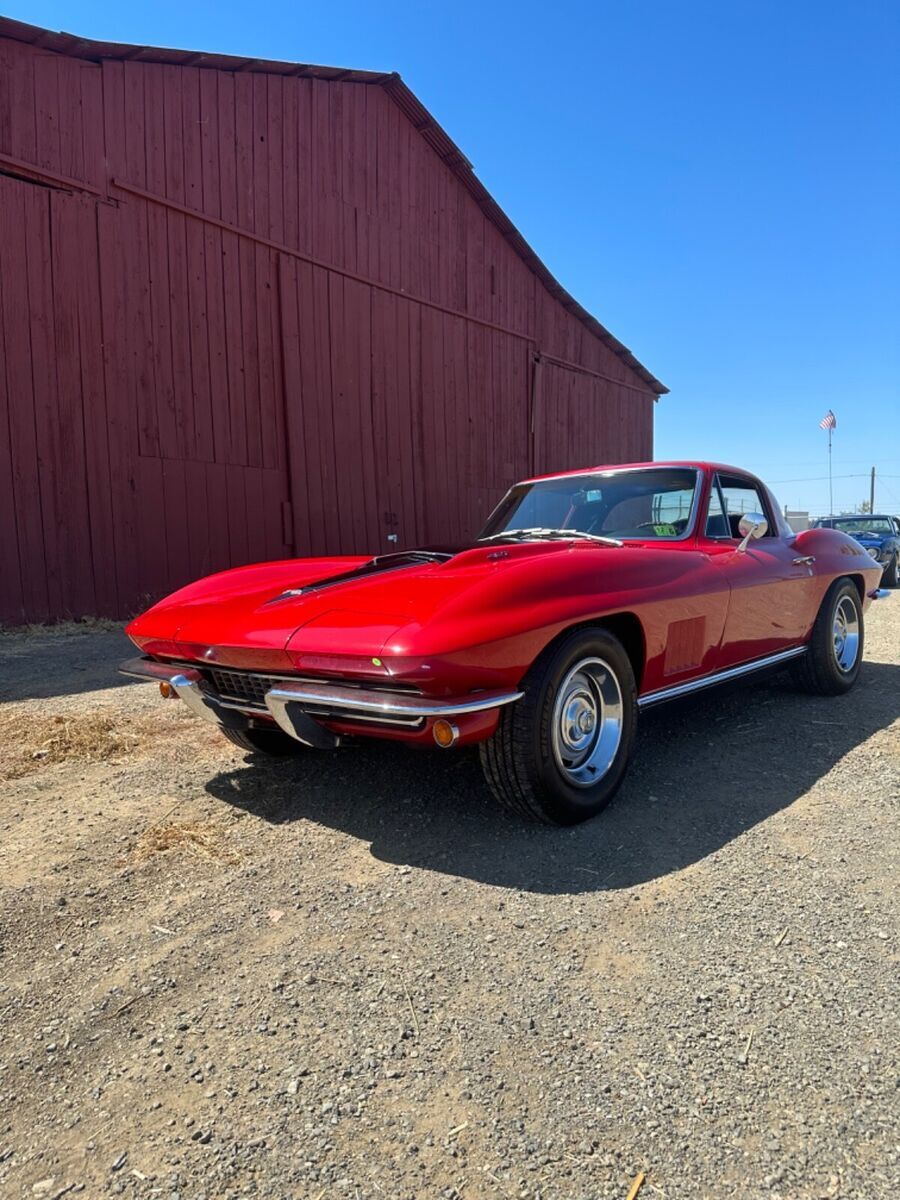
[119,657,523,748]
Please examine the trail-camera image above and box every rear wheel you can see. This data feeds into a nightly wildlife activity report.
[221,726,306,756]
[791,577,863,695]
[479,627,637,825]
[884,553,899,589]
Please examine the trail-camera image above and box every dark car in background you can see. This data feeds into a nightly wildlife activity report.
[812,515,900,587]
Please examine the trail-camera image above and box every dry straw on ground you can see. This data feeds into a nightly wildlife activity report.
[130,820,241,865]
[0,706,192,781]
[0,711,138,780]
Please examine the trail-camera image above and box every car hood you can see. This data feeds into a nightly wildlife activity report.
[126,546,515,656]
[126,539,697,671]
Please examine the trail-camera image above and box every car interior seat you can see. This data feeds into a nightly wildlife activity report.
[573,500,607,533]
[706,513,730,537]
[727,513,746,537]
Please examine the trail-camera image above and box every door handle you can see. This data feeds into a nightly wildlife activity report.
[792,555,815,566]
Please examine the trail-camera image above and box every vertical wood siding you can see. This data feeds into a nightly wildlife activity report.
[0,35,655,624]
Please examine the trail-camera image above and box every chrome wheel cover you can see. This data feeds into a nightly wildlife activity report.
[550,657,623,788]
[832,595,860,672]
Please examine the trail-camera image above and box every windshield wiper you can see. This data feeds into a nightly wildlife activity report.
[530,528,624,547]
[478,527,545,543]
[478,527,623,547]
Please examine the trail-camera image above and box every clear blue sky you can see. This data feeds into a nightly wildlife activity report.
[12,0,900,516]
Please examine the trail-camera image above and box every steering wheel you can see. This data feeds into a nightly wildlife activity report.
[629,520,688,534]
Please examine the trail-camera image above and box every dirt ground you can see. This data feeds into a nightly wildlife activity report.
[0,602,897,1200]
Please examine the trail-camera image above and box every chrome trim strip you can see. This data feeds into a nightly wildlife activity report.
[265,697,424,729]
[637,646,808,709]
[263,696,341,749]
[121,656,423,694]
[169,674,227,725]
[120,658,523,735]
[263,682,524,720]
[321,710,424,728]
[119,657,230,725]
[522,463,695,485]
[167,659,423,694]
[119,656,203,685]
[212,696,268,715]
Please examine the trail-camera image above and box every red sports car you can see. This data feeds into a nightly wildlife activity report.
[121,462,886,824]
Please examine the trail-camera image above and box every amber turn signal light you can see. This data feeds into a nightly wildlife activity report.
[432,719,459,748]
[159,680,176,699]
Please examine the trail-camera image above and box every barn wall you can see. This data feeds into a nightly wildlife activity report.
[0,34,656,624]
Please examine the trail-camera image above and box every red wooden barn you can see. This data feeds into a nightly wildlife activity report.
[0,17,666,625]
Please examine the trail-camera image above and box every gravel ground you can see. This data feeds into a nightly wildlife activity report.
[0,602,897,1200]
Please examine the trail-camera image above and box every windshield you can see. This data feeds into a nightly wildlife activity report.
[478,467,699,543]
[821,517,893,535]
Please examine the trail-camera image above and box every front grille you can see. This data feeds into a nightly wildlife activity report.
[189,664,423,713]
[205,668,279,710]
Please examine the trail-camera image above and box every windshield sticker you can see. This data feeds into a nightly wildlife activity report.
[653,523,677,536]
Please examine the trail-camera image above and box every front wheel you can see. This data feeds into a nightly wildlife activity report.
[221,726,307,756]
[791,577,864,695]
[479,627,637,825]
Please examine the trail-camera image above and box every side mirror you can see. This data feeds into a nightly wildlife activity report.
[737,512,768,552]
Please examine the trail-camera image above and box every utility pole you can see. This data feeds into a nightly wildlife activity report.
[870,466,876,513]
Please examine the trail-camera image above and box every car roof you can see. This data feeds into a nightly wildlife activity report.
[820,514,893,521]
[519,460,759,485]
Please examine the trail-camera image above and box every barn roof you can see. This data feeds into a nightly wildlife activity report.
[0,15,667,395]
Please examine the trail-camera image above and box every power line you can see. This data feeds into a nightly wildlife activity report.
[768,473,868,484]
[766,460,900,466]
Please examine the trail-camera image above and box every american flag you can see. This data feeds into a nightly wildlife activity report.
[819,410,837,430]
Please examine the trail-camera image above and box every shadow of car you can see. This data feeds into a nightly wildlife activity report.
[206,661,900,895]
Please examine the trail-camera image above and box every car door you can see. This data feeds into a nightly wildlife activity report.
[702,472,815,666]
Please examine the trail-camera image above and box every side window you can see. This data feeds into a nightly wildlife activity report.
[717,475,772,538]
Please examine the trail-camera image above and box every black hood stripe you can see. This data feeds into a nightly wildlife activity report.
[264,550,455,605]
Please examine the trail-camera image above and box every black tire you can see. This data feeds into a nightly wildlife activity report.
[791,577,864,695]
[479,627,637,825]
[884,553,899,589]
[221,726,306,756]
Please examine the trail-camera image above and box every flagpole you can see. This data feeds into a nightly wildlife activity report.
[828,426,833,514]
[830,424,840,513]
